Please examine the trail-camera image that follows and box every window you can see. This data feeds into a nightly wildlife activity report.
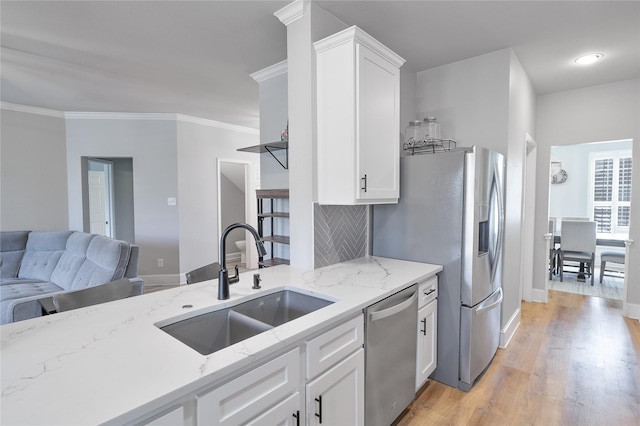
[589,151,632,234]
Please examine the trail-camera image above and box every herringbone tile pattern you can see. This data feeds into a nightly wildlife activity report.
[314,204,368,268]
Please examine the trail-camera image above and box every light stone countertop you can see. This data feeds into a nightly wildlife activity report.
[1,256,442,425]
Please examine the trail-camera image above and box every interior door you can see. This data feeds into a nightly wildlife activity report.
[88,170,108,236]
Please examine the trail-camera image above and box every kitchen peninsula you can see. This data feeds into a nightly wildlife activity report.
[1,256,441,425]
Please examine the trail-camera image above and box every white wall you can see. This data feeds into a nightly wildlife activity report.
[65,116,180,280]
[534,79,640,308]
[1,108,69,231]
[176,120,260,275]
[417,49,510,153]
[549,140,632,219]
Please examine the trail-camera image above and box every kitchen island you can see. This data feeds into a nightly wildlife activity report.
[1,256,441,425]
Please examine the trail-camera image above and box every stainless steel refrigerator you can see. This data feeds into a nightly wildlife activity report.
[372,146,505,391]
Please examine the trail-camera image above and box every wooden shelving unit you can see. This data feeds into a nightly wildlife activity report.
[256,189,290,267]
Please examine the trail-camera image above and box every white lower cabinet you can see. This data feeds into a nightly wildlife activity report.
[306,348,365,426]
[197,348,300,425]
[416,299,438,391]
[245,392,302,426]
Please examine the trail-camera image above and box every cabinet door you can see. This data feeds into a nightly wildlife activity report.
[306,348,365,426]
[416,300,438,391]
[245,392,302,426]
[356,43,400,203]
[197,349,300,425]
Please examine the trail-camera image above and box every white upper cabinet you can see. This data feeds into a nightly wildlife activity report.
[315,26,405,205]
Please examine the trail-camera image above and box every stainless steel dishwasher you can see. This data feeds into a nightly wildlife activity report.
[364,284,418,425]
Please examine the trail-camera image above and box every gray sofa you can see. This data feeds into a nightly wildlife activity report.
[1,230,143,324]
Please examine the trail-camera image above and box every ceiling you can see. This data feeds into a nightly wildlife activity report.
[1,1,638,130]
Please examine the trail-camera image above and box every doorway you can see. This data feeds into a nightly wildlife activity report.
[82,157,135,243]
[547,140,632,301]
[217,159,257,270]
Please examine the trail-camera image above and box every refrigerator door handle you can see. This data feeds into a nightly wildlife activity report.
[475,288,503,315]
[490,161,505,285]
[369,291,417,322]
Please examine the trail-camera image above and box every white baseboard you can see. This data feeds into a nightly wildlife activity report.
[531,288,548,303]
[140,274,181,286]
[500,307,521,349]
[623,302,640,320]
[226,251,241,263]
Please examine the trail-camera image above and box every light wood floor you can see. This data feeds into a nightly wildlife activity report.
[397,290,640,426]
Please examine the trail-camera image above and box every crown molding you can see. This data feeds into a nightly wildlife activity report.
[1,102,64,118]
[2,104,258,135]
[176,114,259,135]
[250,60,288,83]
[64,112,176,120]
[275,0,305,26]
[314,25,406,68]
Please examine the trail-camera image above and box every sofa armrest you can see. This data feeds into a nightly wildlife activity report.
[6,278,145,324]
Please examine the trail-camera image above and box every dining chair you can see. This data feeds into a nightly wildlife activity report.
[558,220,597,285]
[599,252,625,283]
[185,262,220,284]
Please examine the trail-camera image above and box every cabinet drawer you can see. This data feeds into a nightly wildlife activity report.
[197,348,300,425]
[306,315,364,380]
[418,276,438,308]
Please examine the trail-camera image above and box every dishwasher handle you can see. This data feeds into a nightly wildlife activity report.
[369,290,417,322]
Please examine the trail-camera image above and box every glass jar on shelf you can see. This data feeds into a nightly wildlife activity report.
[404,120,424,147]
[423,116,441,142]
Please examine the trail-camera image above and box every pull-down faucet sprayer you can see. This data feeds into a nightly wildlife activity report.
[218,223,267,300]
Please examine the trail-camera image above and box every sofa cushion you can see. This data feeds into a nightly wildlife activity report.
[0,231,29,278]
[18,231,73,281]
[50,232,95,291]
[69,235,130,289]
[0,280,64,302]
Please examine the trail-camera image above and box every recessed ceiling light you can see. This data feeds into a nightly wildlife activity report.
[575,53,604,65]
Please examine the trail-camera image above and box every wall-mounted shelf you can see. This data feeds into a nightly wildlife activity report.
[256,189,290,267]
[238,141,288,169]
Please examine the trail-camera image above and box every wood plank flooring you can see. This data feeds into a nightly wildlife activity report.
[396,290,640,426]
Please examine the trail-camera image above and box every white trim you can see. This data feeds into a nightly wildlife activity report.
[176,114,259,135]
[141,274,182,286]
[65,111,176,120]
[531,288,548,303]
[1,102,64,118]
[226,251,241,264]
[623,302,640,320]
[499,307,521,348]
[63,111,258,135]
[314,26,406,67]
[274,0,305,26]
[250,60,288,83]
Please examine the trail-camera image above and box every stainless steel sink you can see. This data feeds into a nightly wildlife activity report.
[159,289,334,355]
[233,290,334,327]
[160,308,273,355]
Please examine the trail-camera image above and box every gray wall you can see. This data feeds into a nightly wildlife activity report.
[1,109,69,231]
[176,120,260,274]
[66,117,180,279]
[259,71,289,190]
[416,49,537,336]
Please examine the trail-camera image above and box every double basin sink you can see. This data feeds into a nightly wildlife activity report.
[159,289,334,355]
